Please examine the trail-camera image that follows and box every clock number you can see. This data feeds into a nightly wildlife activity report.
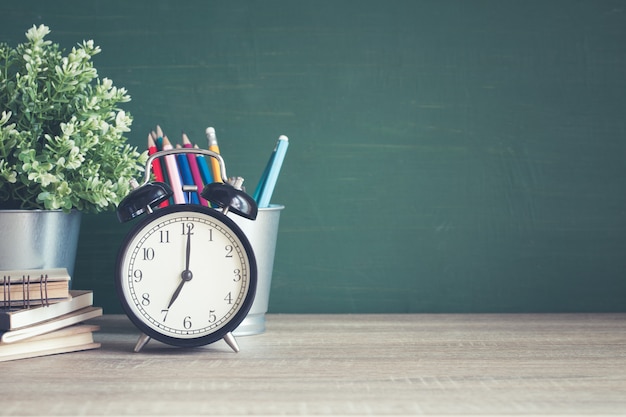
[182,223,194,235]
[224,292,233,304]
[208,309,217,323]
[161,309,169,321]
[159,230,170,243]
[141,293,150,306]
[183,316,192,329]
[133,269,143,283]
[208,229,213,242]
[143,247,155,261]
[233,269,242,282]
[225,245,233,258]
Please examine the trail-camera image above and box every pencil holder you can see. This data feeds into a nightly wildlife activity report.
[231,204,284,336]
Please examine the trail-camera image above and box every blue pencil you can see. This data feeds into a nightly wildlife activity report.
[195,145,214,207]
[176,145,199,204]
[255,135,289,208]
[195,145,215,185]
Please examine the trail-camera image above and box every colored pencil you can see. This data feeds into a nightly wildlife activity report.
[148,133,168,207]
[195,144,214,185]
[175,144,199,204]
[154,127,172,204]
[182,133,209,206]
[205,127,222,183]
[161,135,186,204]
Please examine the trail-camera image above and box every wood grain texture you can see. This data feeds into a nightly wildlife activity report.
[2,314,625,416]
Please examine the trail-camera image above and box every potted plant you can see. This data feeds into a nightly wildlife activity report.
[0,24,146,275]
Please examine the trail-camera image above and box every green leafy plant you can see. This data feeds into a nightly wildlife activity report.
[0,24,146,212]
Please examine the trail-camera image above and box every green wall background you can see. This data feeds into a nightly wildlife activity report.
[2,0,626,313]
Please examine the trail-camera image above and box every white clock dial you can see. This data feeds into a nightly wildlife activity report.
[116,206,256,347]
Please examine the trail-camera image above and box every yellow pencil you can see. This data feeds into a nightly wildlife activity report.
[205,127,222,183]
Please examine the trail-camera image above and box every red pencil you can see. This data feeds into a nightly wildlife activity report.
[148,133,168,207]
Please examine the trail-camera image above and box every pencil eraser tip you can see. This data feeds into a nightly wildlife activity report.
[279,135,288,141]
[206,127,215,135]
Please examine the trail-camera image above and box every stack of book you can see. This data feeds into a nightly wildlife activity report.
[0,268,102,362]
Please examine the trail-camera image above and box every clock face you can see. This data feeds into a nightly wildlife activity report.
[115,205,257,347]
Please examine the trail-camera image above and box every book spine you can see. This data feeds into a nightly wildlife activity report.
[1,272,61,308]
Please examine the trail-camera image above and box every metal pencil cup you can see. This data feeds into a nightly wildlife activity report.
[231,204,284,336]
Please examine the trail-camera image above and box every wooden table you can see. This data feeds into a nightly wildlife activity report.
[3,314,626,416]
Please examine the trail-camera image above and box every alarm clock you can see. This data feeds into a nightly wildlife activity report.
[115,148,258,353]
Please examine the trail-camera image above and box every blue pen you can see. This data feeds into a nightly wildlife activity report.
[253,152,273,202]
[256,135,289,208]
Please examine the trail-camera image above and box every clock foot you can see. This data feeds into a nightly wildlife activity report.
[223,332,240,353]
[134,333,151,352]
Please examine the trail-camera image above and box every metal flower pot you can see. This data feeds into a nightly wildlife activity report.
[0,209,82,277]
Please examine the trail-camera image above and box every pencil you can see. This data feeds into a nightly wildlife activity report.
[148,133,168,207]
[175,144,198,204]
[155,126,165,150]
[205,127,222,183]
[195,144,214,185]
[154,126,171,203]
[161,135,186,205]
[182,133,209,206]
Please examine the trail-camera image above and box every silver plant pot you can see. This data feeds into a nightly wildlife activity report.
[0,209,82,277]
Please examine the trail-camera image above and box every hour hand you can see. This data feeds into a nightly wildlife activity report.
[167,278,186,309]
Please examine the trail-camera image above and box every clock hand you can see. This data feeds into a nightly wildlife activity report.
[166,229,193,309]
[167,278,186,309]
[185,225,191,272]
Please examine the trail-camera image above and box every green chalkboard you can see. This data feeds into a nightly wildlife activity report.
[1,0,625,313]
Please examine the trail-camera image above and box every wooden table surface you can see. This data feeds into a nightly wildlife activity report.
[3,314,626,416]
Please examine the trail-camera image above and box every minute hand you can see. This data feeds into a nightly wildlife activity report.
[166,230,193,309]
